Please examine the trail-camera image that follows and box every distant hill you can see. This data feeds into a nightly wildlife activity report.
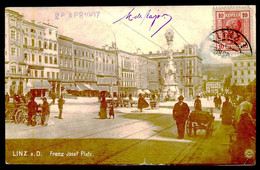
[202,63,232,81]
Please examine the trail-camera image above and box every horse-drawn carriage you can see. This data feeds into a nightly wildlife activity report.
[5,99,43,125]
[186,109,215,137]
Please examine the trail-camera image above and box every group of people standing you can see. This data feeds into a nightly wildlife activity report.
[26,94,65,126]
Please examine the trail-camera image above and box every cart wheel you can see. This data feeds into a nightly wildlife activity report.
[186,120,193,136]
[15,108,27,124]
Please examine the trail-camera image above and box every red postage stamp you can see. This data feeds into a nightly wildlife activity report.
[214,10,251,52]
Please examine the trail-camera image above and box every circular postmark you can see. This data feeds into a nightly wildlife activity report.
[207,28,252,57]
[244,149,254,159]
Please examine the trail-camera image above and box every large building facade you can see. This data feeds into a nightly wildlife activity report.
[231,54,256,86]
[5,9,203,99]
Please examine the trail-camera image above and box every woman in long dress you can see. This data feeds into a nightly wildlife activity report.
[137,93,149,112]
[99,97,108,119]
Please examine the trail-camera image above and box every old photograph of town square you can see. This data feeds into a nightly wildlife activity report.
[5,5,256,165]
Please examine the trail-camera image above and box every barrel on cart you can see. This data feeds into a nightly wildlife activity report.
[186,110,215,137]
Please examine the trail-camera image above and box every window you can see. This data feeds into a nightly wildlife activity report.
[24,53,27,60]
[39,55,42,63]
[11,30,16,39]
[241,79,244,84]
[32,54,34,62]
[78,60,81,67]
[234,71,237,76]
[54,57,57,64]
[234,63,237,67]
[49,30,52,35]
[32,39,35,47]
[44,42,47,49]
[31,29,35,33]
[52,72,55,79]
[49,43,52,50]
[10,19,16,26]
[56,73,59,79]
[41,71,44,78]
[248,70,250,75]
[35,70,38,77]
[248,62,250,67]
[24,37,28,45]
[248,79,251,83]
[17,32,20,40]
[47,72,50,78]
[74,50,77,55]
[50,57,53,64]
[45,56,48,63]
[11,66,16,73]
[82,51,84,56]
[11,48,16,56]
[54,44,57,51]
[241,71,244,75]
[39,41,41,48]
[234,79,237,84]
[241,62,244,67]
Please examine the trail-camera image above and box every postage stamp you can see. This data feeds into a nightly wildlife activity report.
[213,8,251,53]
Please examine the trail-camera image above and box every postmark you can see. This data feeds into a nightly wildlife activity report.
[213,9,251,54]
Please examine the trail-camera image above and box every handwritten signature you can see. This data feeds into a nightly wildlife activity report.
[113,8,172,37]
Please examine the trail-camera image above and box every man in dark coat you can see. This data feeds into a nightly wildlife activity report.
[27,97,38,126]
[194,95,202,111]
[5,92,10,104]
[214,95,218,109]
[221,96,233,125]
[173,95,190,139]
[41,97,50,126]
[217,95,222,110]
[57,96,65,119]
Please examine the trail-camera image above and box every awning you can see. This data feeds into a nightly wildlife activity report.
[76,83,90,91]
[90,84,99,91]
[137,89,144,94]
[63,84,79,91]
[27,79,52,89]
[144,89,151,94]
[83,83,94,90]
[98,86,109,92]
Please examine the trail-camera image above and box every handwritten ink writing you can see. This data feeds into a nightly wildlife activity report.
[55,11,100,20]
[113,8,172,37]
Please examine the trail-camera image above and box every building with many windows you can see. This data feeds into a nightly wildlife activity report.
[231,54,256,86]
[5,9,26,96]
[117,50,137,97]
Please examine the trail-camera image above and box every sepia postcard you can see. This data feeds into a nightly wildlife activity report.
[5,5,256,165]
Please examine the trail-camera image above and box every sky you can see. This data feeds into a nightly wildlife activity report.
[8,6,256,64]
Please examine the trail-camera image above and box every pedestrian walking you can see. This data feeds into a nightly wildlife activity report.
[99,96,108,119]
[41,97,50,126]
[217,95,222,110]
[221,96,233,125]
[137,93,149,112]
[172,95,190,139]
[57,96,65,119]
[194,95,202,111]
[129,94,133,107]
[27,97,38,126]
[5,92,10,104]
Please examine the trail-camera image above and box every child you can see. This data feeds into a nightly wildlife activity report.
[109,101,115,119]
